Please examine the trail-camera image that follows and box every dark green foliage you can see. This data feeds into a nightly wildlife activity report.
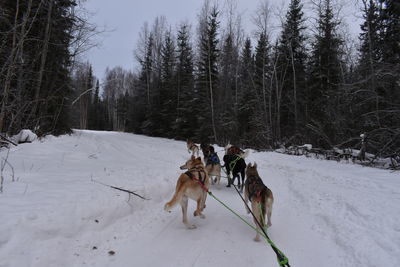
[307,0,345,147]
[0,0,78,136]
[159,30,176,137]
[196,6,220,142]
[252,32,272,146]
[353,0,400,157]
[3,0,395,157]
[275,0,307,142]
[237,38,257,146]
[172,23,196,140]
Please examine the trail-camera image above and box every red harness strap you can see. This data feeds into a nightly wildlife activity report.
[192,176,209,193]
[185,168,209,193]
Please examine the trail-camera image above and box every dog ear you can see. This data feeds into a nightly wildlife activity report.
[247,162,252,168]
[253,162,257,168]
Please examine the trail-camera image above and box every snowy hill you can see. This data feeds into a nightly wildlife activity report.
[0,130,399,267]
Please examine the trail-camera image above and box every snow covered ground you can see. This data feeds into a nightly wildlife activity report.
[0,130,399,267]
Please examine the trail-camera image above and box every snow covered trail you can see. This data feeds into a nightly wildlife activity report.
[0,130,399,267]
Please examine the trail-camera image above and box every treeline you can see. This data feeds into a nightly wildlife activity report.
[82,0,398,157]
[1,0,399,158]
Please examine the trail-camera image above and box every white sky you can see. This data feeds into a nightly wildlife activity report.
[83,0,362,80]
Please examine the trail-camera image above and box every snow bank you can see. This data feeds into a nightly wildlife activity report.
[11,129,37,144]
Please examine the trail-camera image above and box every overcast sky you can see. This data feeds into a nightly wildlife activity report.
[83,0,362,80]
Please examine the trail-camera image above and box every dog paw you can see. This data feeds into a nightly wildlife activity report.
[164,204,171,212]
[267,222,272,227]
[186,224,197,229]
[254,237,261,242]
[200,214,206,219]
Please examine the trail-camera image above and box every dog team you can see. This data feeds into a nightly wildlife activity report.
[164,139,274,242]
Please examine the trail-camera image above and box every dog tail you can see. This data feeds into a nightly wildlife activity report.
[164,179,185,212]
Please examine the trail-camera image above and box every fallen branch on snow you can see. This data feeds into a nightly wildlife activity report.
[91,178,149,200]
[0,133,17,146]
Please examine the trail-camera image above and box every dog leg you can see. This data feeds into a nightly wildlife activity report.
[244,190,251,214]
[226,179,231,187]
[226,168,231,187]
[181,196,196,229]
[237,175,243,193]
[228,174,235,188]
[266,198,273,227]
[252,202,262,242]
[200,190,207,212]
[233,174,240,189]
[240,171,245,192]
[194,198,206,219]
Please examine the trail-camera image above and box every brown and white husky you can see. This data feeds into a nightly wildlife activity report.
[164,156,210,229]
[244,162,274,241]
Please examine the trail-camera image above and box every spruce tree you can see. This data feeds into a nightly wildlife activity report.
[275,0,307,142]
[371,0,400,156]
[237,38,258,146]
[253,32,272,146]
[307,0,344,147]
[173,23,196,140]
[218,33,238,143]
[137,34,154,135]
[354,0,382,134]
[159,30,176,137]
[196,6,220,142]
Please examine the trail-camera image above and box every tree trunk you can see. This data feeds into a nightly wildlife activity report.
[0,0,21,133]
[289,43,298,133]
[208,40,218,143]
[31,0,53,125]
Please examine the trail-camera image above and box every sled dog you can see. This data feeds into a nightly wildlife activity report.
[244,162,274,242]
[201,144,222,185]
[164,156,210,229]
[187,139,200,157]
[223,146,249,189]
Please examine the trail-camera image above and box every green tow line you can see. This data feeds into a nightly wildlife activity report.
[207,190,290,266]
[231,184,290,267]
[216,154,290,267]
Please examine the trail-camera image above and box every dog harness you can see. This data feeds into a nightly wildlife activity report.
[247,175,267,202]
[185,167,206,185]
[206,152,220,165]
